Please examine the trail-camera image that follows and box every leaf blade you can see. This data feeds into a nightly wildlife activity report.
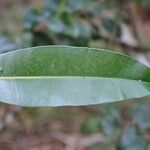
[0,45,150,106]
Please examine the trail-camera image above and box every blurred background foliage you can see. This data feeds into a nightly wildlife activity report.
[0,0,150,149]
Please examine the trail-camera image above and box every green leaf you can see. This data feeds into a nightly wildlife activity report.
[23,9,41,30]
[0,45,150,106]
[48,18,91,38]
[68,0,97,12]
[44,0,61,15]
[102,18,121,37]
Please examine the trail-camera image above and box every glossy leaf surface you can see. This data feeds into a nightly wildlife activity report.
[0,46,150,106]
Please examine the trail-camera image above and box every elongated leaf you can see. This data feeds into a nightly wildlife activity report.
[0,45,150,106]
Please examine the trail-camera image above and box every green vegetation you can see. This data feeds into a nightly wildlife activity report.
[0,0,150,149]
[0,46,150,106]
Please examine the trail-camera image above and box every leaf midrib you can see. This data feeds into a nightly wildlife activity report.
[0,76,149,84]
